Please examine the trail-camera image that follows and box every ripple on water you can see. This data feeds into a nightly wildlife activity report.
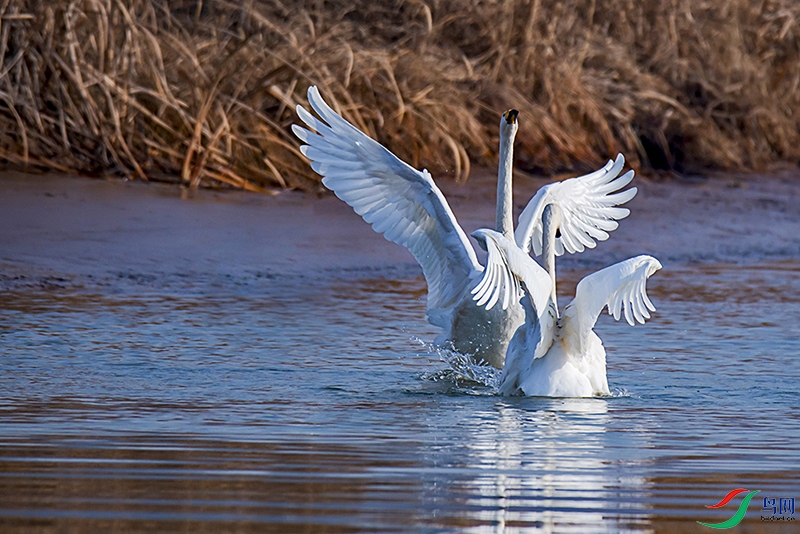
[1,262,799,532]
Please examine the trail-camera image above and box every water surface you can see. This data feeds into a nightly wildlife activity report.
[1,173,799,532]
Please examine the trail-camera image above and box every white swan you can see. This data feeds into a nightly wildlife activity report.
[471,206,661,397]
[293,86,636,367]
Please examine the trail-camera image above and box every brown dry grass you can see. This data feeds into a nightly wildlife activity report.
[0,0,798,190]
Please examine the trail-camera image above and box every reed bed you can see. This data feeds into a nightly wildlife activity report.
[0,0,798,190]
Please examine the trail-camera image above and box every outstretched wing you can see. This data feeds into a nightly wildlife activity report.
[514,154,637,256]
[471,229,551,316]
[293,86,481,314]
[470,231,523,312]
[562,255,661,353]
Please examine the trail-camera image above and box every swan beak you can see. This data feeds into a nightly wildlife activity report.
[503,109,519,125]
[471,230,488,251]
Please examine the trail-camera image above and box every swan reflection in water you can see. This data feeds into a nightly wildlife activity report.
[423,397,653,533]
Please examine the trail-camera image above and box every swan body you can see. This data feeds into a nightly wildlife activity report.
[472,226,661,397]
[293,86,637,367]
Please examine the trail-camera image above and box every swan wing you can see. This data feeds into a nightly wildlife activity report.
[470,230,523,312]
[562,255,661,352]
[514,154,637,256]
[471,229,557,394]
[293,86,481,313]
[471,229,550,315]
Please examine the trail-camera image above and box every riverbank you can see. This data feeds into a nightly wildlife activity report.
[3,1,799,189]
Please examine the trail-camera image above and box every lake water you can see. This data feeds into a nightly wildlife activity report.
[1,173,799,532]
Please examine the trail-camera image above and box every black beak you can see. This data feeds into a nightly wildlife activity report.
[504,109,519,124]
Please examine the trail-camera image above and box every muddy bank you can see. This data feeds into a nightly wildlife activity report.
[1,170,799,291]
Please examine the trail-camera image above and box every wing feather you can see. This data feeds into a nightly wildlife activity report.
[294,86,481,314]
[514,154,638,256]
[472,230,558,395]
[562,255,662,352]
[471,230,551,318]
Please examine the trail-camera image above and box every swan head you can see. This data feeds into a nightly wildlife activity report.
[500,109,519,138]
[471,228,506,252]
[471,228,491,251]
[503,109,519,124]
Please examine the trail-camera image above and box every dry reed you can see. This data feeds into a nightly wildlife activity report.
[0,0,798,190]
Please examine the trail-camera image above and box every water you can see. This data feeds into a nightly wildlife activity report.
[1,174,799,532]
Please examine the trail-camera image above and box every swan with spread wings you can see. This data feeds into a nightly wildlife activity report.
[293,86,637,367]
[472,203,661,397]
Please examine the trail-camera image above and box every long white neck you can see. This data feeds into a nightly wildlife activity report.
[496,127,515,241]
[542,203,562,317]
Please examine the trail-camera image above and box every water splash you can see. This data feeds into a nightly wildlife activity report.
[609,386,632,398]
[413,337,637,399]
[413,337,500,391]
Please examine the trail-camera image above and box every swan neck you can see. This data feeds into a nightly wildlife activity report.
[496,128,515,240]
[542,203,562,315]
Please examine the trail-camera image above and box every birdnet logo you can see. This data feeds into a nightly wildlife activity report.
[697,488,760,529]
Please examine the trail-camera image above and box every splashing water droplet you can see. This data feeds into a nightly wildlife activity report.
[415,338,500,392]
